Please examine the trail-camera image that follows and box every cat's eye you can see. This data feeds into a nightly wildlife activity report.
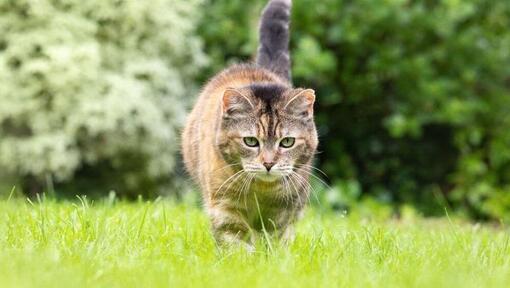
[243,137,259,147]
[280,137,295,148]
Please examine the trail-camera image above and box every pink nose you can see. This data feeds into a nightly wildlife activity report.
[263,162,275,171]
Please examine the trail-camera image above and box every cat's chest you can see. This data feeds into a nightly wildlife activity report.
[235,187,293,231]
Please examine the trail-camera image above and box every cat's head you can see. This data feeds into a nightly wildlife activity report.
[217,83,318,182]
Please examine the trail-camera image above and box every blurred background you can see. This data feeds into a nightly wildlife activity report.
[1,0,510,222]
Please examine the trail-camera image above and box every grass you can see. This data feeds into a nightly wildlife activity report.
[1,197,510,288]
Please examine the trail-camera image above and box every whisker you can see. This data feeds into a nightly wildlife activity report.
[290,171,318,205]
[290,174,311,206]
[214,162,241,173]
[236,172,252,204]
[282,176,292,207]
[243,174,256,209]
[286,174,302,206]
[295,167,331,190]
[234,173,247,203]
[293,173,313,205]
[243,175,252,210]
[296,164,329,179]
[214,170,244,196]
[223,171,246,195]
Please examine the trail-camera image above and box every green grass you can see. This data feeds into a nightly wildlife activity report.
[1,198,509,288]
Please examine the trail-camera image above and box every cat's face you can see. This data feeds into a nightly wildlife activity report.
[217,83,318,182]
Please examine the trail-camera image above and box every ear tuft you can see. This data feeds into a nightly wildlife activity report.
[222,88,254,117]
[284,89,315,118]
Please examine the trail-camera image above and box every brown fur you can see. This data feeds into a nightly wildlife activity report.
[182,64,318,247]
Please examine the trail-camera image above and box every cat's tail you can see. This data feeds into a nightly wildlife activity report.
[256,0,292,82]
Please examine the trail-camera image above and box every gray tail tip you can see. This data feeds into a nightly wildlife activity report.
[273,0,291,6]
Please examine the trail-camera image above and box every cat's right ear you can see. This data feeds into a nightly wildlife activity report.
[222,88,254,117]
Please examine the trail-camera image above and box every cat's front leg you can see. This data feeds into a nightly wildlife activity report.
[208,208,255,251]
[280,225,295,244]
[274,209,302,244]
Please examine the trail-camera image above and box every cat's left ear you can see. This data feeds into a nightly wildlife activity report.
[284,89,315,118]
[222,88,254,117]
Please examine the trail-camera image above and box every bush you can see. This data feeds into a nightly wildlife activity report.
[0,0,207,197]
[199,0,510,220]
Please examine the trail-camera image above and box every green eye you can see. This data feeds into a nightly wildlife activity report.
[280,137,295,148]
[243,137,259,147]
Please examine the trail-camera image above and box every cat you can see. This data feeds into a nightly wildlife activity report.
[182,0,318,248]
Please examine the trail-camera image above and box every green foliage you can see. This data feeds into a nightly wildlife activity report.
[197,0,265,81]
[0,0,207,197]
[2,200,510,287]
[199,0,510,221]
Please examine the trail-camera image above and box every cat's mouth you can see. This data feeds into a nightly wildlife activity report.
[243,165,292,182]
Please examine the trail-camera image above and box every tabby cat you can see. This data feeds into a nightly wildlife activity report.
[182,0,318,248]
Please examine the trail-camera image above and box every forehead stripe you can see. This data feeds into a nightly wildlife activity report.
[246,82,288,139]
[258,118,266,136]
[268,113,275,137]
[273,117,281,138]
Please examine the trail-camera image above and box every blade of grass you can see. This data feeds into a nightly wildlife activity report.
[254,192,273,253]
[7,186,16,202]
[137,203,150,239]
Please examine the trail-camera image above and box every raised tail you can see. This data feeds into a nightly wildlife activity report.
[256,0,292,82]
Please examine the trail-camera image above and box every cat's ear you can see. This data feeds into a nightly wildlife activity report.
[284,89,315,118]
[222,88,254,117]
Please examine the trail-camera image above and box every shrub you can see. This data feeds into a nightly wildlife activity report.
[0,0,207,197]
[199,0,510,220]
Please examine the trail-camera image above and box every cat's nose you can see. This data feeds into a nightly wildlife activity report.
[263,162,275,172]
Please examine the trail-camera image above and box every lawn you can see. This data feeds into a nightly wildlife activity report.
[1,198,509,288]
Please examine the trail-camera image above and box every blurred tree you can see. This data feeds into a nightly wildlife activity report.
[0,0,207,198]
